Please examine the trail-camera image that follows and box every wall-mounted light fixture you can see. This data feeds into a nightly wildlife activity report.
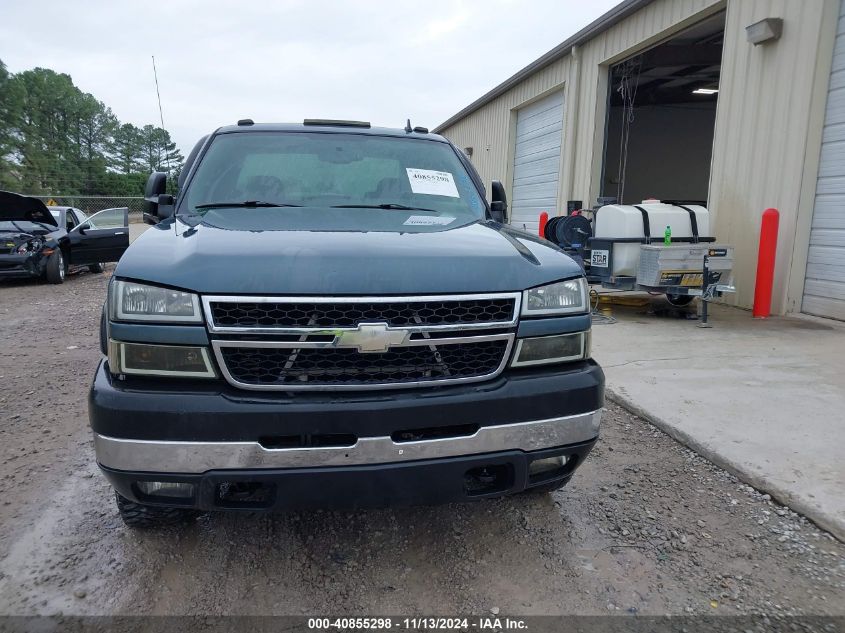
[464,146,473,157]
[692,87,719,95]
[746,18,783,45]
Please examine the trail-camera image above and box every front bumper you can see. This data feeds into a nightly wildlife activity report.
[94,409,601,472]
[89,358,604,509]
[0,253,44,278]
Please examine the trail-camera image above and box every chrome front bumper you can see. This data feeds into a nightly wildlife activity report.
[94,409,601,473]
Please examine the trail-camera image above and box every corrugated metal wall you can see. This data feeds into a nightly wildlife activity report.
[438,0,838,314]
[442,0,723,204]
[440,57,572,200]
[709,0,829,313]
[801,0,845,320]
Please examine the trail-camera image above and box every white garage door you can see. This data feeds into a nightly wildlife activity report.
[803,1,845,320]
[510,90,564,235]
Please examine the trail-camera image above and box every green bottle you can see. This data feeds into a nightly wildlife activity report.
[664,225,672,246]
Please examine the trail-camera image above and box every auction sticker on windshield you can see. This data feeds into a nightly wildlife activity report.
[403,215,455,226]
[406,168,460,197]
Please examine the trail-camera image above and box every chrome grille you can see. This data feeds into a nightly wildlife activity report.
[204,293,520,391]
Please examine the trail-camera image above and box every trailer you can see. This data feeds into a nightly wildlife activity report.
[542,201,735,321]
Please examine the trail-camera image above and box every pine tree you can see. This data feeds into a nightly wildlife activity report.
[0,58,184,195]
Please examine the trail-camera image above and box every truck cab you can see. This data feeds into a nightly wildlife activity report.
[89,120,604,527]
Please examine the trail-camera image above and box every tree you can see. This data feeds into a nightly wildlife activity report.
[101,170,147,196]
[0,57,184,195]
[75,93,117,193]
[8,67,81,192]
[0,60,24,189]
[111,123,145,175]
[141,124,184,173]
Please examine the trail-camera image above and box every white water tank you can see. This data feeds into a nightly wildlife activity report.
[593,202,710,276]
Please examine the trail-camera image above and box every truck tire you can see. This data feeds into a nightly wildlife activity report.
[115,492,196,529]
[522,476,571,495]
[88,262,105,273]
[45,250,66,284]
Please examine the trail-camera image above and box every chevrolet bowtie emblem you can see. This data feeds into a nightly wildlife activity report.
[335,322,409,353]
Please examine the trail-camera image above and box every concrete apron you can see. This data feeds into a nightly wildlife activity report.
[591,300,845,542]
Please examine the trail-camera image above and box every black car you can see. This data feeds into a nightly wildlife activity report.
[0,191,130,283]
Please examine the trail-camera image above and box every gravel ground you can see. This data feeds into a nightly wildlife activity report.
[0,268,843,618]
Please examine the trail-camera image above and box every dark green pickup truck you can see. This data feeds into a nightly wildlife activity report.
[89,119,604,527]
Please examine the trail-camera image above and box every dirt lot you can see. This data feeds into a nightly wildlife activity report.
[0,268,843,618]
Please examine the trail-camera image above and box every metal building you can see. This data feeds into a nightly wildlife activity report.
[435,0,845,320]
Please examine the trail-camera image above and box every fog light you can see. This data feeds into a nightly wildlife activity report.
[511,332,588,367]
[136,481,194,498]
[528,455,568,477]
[108,340,216,378]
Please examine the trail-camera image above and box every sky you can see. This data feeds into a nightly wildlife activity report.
[1,0,620,155]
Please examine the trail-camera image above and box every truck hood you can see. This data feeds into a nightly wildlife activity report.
[116,217,583,295]
[0,191,58,226]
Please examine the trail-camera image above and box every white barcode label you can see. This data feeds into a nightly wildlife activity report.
[406,168,460,197]
[591,249,609,268]
[403,215,455,226]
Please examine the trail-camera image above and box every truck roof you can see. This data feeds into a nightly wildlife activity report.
[214,121,448,142]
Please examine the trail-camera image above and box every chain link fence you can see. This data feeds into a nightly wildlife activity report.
[25,195,145,222]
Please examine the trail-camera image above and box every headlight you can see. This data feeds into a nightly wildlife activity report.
[110,280,202,323]
[511,331,590,367]
[108,340,216,378]
[16,238,43,254]
[522,278,588,316]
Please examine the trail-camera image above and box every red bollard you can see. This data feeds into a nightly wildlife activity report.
[753,208,780,318]
[539,211,549,238]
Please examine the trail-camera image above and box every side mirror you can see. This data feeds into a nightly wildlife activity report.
[157,194,175,221]
[490,180,509,224]
[143,172,167,225]
[78,223,90,235]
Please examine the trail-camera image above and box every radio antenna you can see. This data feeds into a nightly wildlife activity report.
[151,55,172,175]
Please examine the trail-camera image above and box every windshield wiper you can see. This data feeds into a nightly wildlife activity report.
[10,220,48,234]
[330,203,439,213]
[194,200,302,210]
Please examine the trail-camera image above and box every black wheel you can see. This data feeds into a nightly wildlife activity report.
[45,249,66,284]
[88,262,105,273]
[115,491,196,529]
[666,293,694,307]
[543,216,561,241]
[522,476,571,495]
[555,214,593,248]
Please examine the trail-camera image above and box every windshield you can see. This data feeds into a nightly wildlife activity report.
[180,132,486,232]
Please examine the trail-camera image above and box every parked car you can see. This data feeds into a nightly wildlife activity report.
[89,120,605,527]
[0,191,130,283]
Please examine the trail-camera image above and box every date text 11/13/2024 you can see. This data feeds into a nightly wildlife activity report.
[307,616,528,630]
